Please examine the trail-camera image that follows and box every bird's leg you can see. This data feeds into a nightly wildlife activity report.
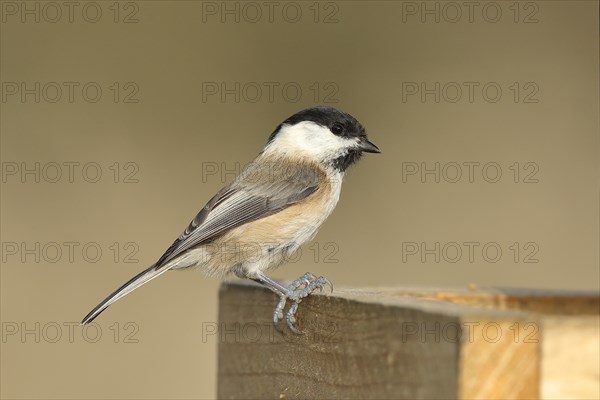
[252,272,333,334]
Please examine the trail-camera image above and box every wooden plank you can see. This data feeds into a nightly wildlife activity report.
[540,316,600,400]
[375,286,599,315]
[372,286,600,399]
[217,282,543,399]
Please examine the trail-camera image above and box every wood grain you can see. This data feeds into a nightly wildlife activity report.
[217,282,564,399]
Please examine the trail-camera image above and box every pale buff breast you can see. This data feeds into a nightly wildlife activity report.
[201,171,343,277]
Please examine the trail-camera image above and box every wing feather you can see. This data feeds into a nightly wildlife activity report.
[81,159,323,324]
[155,160,322,267]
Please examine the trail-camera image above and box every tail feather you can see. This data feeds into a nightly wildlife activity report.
[81,263,169,324]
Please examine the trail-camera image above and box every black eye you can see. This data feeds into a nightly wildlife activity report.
[331,123,344,136]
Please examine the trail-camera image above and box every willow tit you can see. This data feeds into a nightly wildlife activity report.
[81,106,380,333]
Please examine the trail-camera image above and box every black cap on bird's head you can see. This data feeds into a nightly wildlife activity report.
[267,106,380,171]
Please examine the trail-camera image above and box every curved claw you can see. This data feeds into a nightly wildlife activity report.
[287,322,302,335]
[265,272,333,335]
[274,320,283,333]
[300,272,316,288]
[287,322,304,335]
[314,276,334,293]
[273,296,286,333]
[323,277,334,293]
[286,303,303,335]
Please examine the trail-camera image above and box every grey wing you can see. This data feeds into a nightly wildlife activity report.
[80,161,321,324]
[154,161,322,268]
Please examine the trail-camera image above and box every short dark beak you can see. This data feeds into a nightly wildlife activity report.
[358,138,381,153]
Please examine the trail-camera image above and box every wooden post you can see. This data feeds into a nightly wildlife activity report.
[217,281,599,400]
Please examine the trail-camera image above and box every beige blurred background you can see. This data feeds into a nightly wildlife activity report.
[1,1,598,399]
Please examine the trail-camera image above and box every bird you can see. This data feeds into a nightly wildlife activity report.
[81,106,380,333]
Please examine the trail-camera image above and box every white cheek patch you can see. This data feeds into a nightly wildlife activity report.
[266,121,358,163]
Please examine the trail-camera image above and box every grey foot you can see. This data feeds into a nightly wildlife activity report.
[273,272,333,334]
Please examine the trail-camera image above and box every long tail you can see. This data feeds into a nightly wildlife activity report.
[81,263,170,324]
